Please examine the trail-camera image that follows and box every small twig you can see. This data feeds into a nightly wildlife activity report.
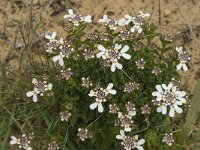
[3,106,23,132]
[42,0,54,17]
[132,118,150,134]
[86,113,104,128]
[121,69,133,81]
[175,0,200,44]
[158,0,161,25]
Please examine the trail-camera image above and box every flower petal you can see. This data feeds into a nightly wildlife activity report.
[33,94,38,102]
[137,146,144,150]
[26,91,34,97]
[169,107,175,117]
[124,127,131,132]
[118,18,126,26]
[183,64,188,71]
[111,63,116,72]
[47,83,53,90]
[10,136,17,145]
[52,32,57,39]
[115,43,122,50]
[90,102,98,110]
[52,55,60,62]
[156,85,163,92]
[122,53,131,59]
[59,57,64,66]
[156,106,162,113]
[98,103,104,113]
[68,9,74,15]
[128,111,136,116]
[84,15,92,23]
[88,90,95,97]
[162,105,167,114]
[98,45,106,51]
[116,62,123,70]
[107,83,113,90]
[137,139,145,145]
[152,91,160,97]
[176,63,183,70]
[109,89,117,95]
[116,135,123,140]
[96,51,105,58]
[175,106,183,113]
[32,78,38,85]
[121,45,129,53]
[120,130,125,137]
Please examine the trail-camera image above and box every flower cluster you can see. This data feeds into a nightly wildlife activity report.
[116,130,145,150]
[96,44,131,72]
[8,9,192,150]
[10,133,34,150]
[77,128,92,141]
[60,111,71,122]
[124,82,140,93]
[162,133,174,146]
[26,78,52,102]
[89,83,116,113]
[45,34,74,66]
[99,11,150,33]
[152,83,187,117]
[176,46,190,71]
[121,11,150,33]
[115,101,136,132]
[64,9,92,26]
[48,141,60,150]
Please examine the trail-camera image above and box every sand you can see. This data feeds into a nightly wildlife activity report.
[0,0,200,94]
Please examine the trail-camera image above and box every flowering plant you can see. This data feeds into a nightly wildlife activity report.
[1,9,195,150]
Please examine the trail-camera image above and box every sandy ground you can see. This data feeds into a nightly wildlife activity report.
[0,0,200,94]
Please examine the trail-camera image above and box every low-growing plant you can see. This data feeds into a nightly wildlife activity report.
[1,9,197,150]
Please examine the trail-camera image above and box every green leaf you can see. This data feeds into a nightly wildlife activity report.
[177,81,200,144]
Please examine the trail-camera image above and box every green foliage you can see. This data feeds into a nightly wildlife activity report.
[0,11,199,150]
[177,81,200,144]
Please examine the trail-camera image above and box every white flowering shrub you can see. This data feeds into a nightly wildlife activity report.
[1,9,195,150]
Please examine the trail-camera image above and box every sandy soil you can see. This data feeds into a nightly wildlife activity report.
[0,0,200,94]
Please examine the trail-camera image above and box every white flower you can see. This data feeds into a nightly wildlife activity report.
[152,83,186,117]
[10,136,20,145]
[89,83,116,113]
[130,25,143,33]
[90,100,104,113]
[64,9,92,26]
[83,15,92,23]
[124,14,135,25]
[176,58,189,71]
[97,44,131,72]
[105,83,117,95]
[138,11,150,18]
[117,112,134,132]
[176,46,183,53]
[45,32,57,42]
[52,52,65,66]
[133,136,145,150]
[64,9,76,19]
[176,46,190,71]
[26,78,53,102]
[116,130,125,140]
[99,15,118,30]
[26,88,39,102]
[111,61,123,72]
[119,45,131,59]
[99,15,109,23]
[117,18,127,26]
[10,135,32,150]
[96,45,108,59]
